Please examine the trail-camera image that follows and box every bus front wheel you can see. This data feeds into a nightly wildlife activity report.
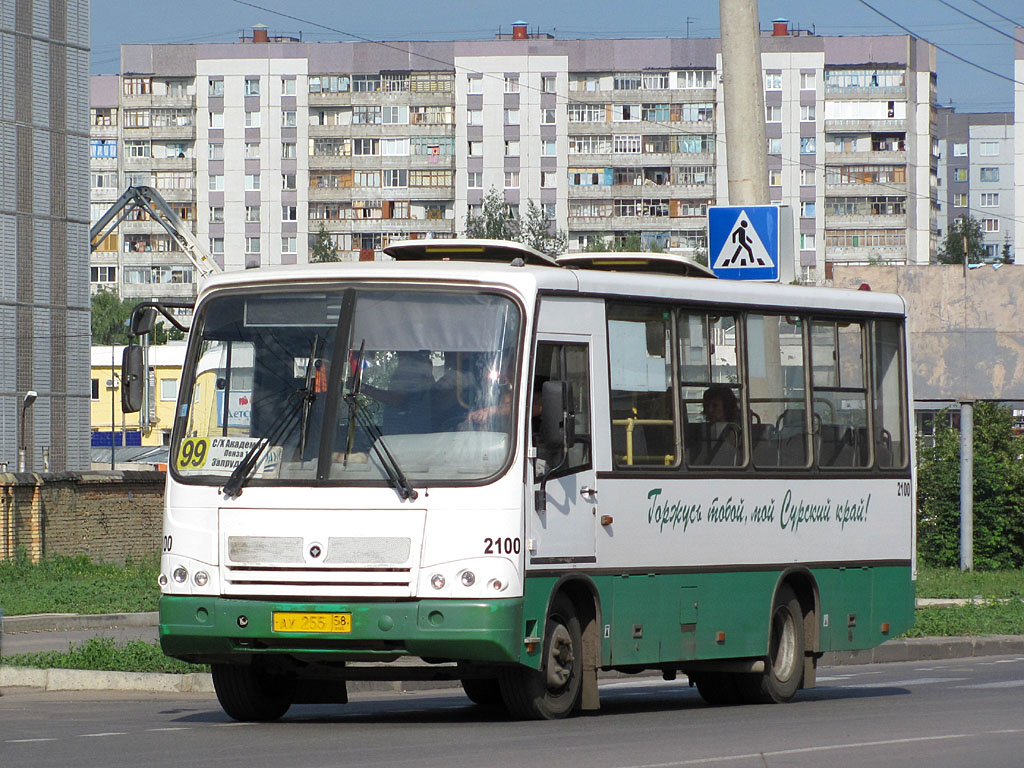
[742,584,805,704]
[499,593,582,719]
[211,663,295,722]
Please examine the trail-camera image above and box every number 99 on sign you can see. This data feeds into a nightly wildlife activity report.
[177,438,209,470]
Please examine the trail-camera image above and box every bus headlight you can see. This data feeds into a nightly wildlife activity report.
[460,570,476,587]
[488,578,507,592]
[158,574,168,588]
[193,570,210,587]
[172,566,189,584]
[430,573,446,590]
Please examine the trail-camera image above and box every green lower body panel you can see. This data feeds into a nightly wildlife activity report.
[159,596,523,666]
[521,565,914,669]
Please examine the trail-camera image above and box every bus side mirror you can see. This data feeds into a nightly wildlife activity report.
[121,344,144,413]
[540,380,575,452]
[130,306,157,337]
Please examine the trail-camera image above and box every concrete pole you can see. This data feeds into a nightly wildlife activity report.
[719,0,769,205]
[959,401,973,571]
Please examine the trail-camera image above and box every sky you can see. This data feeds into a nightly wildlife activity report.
[89,0,1023,112]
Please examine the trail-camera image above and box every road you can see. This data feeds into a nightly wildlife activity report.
[1,656,1022,768]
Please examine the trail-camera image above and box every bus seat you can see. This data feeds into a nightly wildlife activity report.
[750,423,777,466]
[818,424,855,467]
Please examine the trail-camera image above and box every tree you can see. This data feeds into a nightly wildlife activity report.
[1000,239,1013,265]
[463,187,520,241]
[91,290,178,345]
[917,402,1024,569]
[310,223,340,263]
[518,200,568,257]
[936,216,986,265]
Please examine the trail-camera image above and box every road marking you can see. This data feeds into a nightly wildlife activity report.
[620,733,970,768]
[957,680,1024,689]
[211,722,256,727]
[6,738,58,744]
[988,729,1024,734]
[80,732,127,737]
[853,677,968,688]
[147,727,191,732]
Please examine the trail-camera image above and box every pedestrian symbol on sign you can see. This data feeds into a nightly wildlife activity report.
[712,209,776,272]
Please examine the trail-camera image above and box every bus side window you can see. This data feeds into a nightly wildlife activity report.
[532,342,591,479]
[607,303,678,468]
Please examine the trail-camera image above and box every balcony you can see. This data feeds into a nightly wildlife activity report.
[825,118,906,133]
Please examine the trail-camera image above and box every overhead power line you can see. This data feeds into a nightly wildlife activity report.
[933,0,1021,44]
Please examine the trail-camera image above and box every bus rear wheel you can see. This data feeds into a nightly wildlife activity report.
[741,585,805,704]
[499,593,582,720]
[461,677,506,711]
[211,663,296,722]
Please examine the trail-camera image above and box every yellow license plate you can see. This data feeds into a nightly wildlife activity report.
[272,612,352,633]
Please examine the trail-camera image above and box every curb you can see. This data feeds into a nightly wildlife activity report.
[2,612,160,634]
[3,635,1024,695]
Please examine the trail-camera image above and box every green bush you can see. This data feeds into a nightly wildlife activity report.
[3,638,207,674]
[917,403,1024,569]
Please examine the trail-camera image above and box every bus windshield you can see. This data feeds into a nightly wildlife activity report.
[173,286,522,488]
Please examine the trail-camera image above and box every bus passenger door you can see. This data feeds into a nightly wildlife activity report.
[528,333,597,565]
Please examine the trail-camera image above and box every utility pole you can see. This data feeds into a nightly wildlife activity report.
[719,0,769,206]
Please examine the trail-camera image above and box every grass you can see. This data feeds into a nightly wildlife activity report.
[2,638,208,674]
[915,566,1024,600]
[903,601,1024,638]
[0,553,161,616]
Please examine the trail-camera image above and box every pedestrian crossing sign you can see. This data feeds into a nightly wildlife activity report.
[708,205,780,281]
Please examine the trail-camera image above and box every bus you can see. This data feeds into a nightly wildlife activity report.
[143,239,915,721]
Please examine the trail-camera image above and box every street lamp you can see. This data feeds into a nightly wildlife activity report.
[18,390,37,472]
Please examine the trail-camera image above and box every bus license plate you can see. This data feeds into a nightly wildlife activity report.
[272,612,351,633]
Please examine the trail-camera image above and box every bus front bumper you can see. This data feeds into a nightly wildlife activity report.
[159,595,523,666]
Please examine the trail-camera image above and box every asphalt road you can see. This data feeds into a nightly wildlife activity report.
[2,655,1022,768]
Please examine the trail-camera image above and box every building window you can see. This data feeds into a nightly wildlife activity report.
[90,265,117,283]
[643,72,669,90]
[383,105,409,124]
[504,75,519,93]
[505,140,520,156]
[245,205,260,222]
[800,137,816,154]
[979,167,999,182]
[980,193,999,207]
[282,236,297,254]
[952,143,967,157]
[764,72,782,90]
[675,69,715,89]
[801,201,816,218]
[352,74,381,92]
[210,206,223,223]
[982,218,999,233]
[210,237,224,254]
[800,72,816,90]
[282,78,296,96]
[207,142,223,160]
[282,174,296,190]
[467,76,482,94]
[541,107,556,125]
[800,168,814,185]
[504,108,520,125]
[467,171,483,188]
[504,171,519,188]
[952,193,968,207]
[90,139,117,158]
[208,79,224,97]
[543,203,556,220]
[954,168,968,182]
[209,174,224,191]
[542,139,557,156]
[282,110,297,127]
[612,104,641,122]
[613,73,642,90]
[542,75,557,93]
[282,142,296,159]
[468,140,482,156]
[979,141,999,156]
[800,105,816,122]
[800,233,816,250]
[208,111,224,129]
[467,109,483,126]
[767,137,781,154]
[768,169,782,187]
[245,111,261,128]
[159,379,178,401]
[246,236,261,253]
[282,204,297,221]
[123,76,152,95]
[244,78,260,97]
[244,142,260,159]
[245,174,261,190]
[383,169,408,188]
[765,105,781,122]
[91,379,100,400]
[541,170,557,188]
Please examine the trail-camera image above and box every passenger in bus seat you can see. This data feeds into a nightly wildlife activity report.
[700,384,741,465]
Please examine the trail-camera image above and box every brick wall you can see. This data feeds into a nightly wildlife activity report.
[0,471,165,564]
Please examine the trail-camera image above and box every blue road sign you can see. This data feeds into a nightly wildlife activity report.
[708,205,780,281]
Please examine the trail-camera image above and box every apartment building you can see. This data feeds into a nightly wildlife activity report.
[936,107,1015,262]
[2,0,92,472]
[88,21,938,299]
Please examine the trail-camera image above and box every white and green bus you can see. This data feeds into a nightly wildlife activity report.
[143,239,914,721]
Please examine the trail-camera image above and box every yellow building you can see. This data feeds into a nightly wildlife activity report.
[90,343,187,449]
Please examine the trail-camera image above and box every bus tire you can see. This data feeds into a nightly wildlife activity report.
[742,584,805,704]
[211,663,295,722]
[691,672,744,706]
[461,678,506,710]
[498,593,582,720]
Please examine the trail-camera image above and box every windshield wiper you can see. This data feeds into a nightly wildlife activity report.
[344,392,419,501]
[221,370,316,499]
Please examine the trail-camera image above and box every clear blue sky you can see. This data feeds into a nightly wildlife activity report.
[90,0,1022,112]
